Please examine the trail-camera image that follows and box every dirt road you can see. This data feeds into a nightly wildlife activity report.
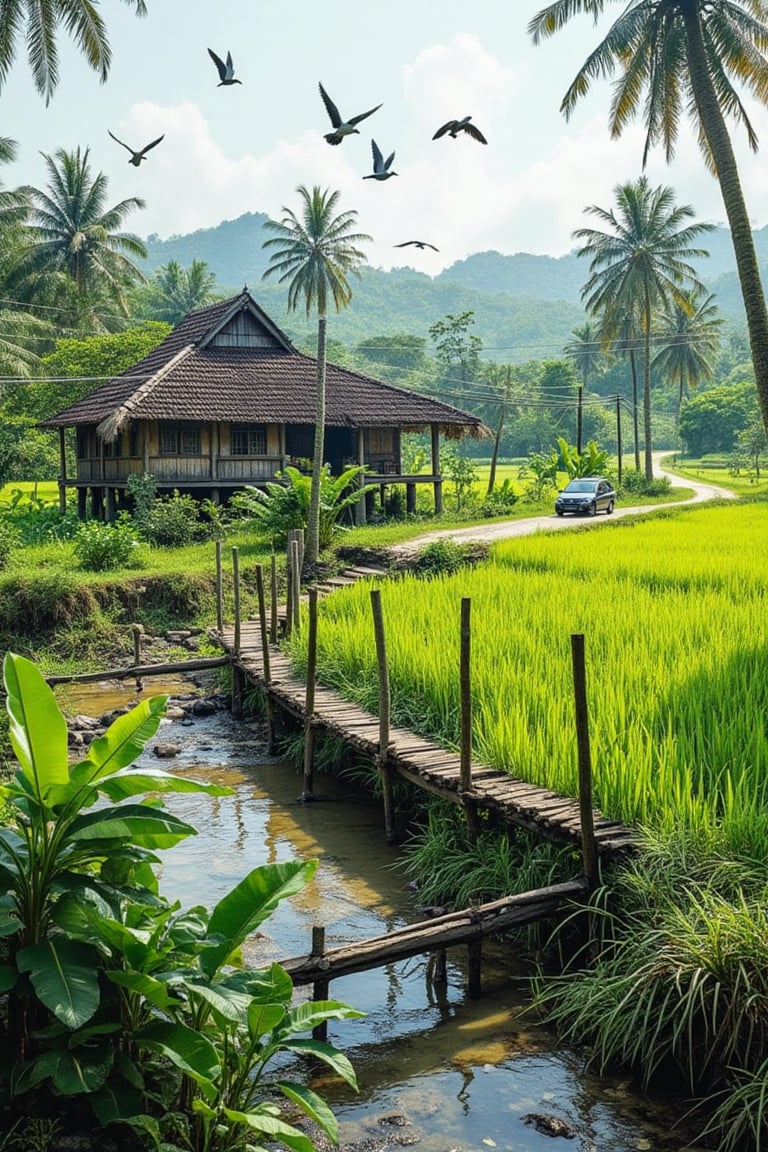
[391,458,736,556]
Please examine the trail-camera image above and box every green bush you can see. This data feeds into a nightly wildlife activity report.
[619,468,673,497]
[72,518,146,571]
[411,538,482,576]
[141,490,209,547]
[480,479,518,517]
[0,520,19,568]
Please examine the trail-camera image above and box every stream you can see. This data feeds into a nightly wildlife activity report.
[57,677,705,1152]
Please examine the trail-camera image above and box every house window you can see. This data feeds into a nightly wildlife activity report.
[129,426,139,458]
[76,428,88,459]
[159,424,201,455]
[231,424,267,455]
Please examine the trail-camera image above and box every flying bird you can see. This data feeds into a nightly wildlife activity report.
[432,116,488,144]
[208,48,241,86]
[319,82,382,145]
[363,139,397,181]
[108,130,165,166]
[394,240,439,251]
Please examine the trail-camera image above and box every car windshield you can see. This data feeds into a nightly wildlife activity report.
[564,480,598,493]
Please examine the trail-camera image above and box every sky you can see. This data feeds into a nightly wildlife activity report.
[3,0,768,276]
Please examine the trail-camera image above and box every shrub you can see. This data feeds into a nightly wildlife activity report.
[72,517,146,571]
[126,470,158,524]
[232,464,365,550]
[141,490,208,547]
[619,468,673,497]
[0,520,19,568]
[411,538,482,576]
[480,479,518,517]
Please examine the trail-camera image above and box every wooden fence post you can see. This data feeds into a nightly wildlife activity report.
[459,597,479,843]
[131,624,143,693]
[291,539,301,633]
[232,547,241,657]
[255,564,274,752]
[215,540,224,633]
[301,587,318,800]
[311,926,329,1038]
[285,536,294,637]
[270,553,278,645]
[571,633,600,892]
[370,589,396,843]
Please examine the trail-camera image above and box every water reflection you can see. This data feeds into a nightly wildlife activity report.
[59,681,701,1152]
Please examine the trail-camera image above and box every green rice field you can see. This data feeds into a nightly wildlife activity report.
[289,502,768,857]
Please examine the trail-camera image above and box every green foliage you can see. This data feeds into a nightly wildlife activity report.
[141,490,210,548]
[0,491,79,544]
[618,469,673,497]
[441,443,478,511]
[0,655,360,1149]
[0,521,18,568]
[518,448,559,500]
[556,437,610,479]
[125,470,158,524]
[679,381,761,456]
[411,539,479,577]
[480,478,518,517]
[232,464,365,551]
[72,517,146,571]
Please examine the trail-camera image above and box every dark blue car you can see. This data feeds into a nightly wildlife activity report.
[555,477,616,517]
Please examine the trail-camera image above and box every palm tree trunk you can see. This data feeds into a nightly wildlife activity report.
[643,284,653,480]
[306,312,327,569]
[683,7,768,436]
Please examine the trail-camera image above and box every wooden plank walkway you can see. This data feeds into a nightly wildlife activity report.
[214,610,637,860]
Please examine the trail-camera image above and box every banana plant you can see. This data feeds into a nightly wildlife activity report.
[0,651,231,1074]
[556,437,610,480]
[66,860,363,1152]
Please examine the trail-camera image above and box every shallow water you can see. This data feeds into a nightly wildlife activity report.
[59,681,705,1152]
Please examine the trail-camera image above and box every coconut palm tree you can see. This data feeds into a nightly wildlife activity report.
[564,321,602,452]
[10,146,147,331]
[0,0,147,105]
[261,185,371,569]
[140,260,219,325]
[529,0,768,440]
[0,139,51,376]
[574,176,712,479]
[652,289,723,419]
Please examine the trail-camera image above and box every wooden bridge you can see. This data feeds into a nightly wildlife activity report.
[212,563,637,863]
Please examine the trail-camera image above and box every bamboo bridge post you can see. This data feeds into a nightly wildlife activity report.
[459,597,479,844]
[255,564,274,753]
[231,547,244,719]
[215,540,224,634]
[370,589,397,843]
[301,587,319,800]
[291,538,301,633]
[467,939,482,999]
[131,624,143,693]
[310,926,329,1038]
[285,536,294,637]
[270,553,278,645]
[571,633,600,892]
[232,548,241,656]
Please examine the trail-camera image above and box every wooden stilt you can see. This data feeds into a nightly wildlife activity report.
[302,587,318,800]
[467,939,482,999]
[370,589,396,843]
[571,633,600,892]
[131,624,143,693]
[232,547,241,656]
[291,539,301,633]
[215,540,224,633]
[311,926,329,1038]
[255,564,274,751]
[231,664,244,719]
[459,597,479,843]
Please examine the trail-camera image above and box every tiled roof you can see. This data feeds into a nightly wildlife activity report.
[41,291,484,435]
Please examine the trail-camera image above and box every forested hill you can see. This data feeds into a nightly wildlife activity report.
[142,211,768,356]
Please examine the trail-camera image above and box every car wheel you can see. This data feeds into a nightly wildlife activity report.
[556,509,564,517]
[587,502,597,517]
[606,500,614,514]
